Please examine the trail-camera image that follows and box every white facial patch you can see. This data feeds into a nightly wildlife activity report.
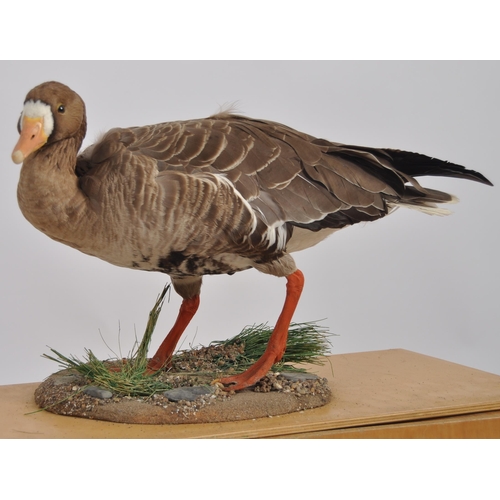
[21,100,54,138]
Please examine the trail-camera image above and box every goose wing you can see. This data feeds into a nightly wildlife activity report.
[77,114,404,239]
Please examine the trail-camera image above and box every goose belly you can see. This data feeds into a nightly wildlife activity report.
[78,239,255,277]
[153,252,254,277]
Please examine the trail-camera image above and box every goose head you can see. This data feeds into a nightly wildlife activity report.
[12,81,86,164]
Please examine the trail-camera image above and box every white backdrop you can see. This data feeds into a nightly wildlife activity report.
[1,61,498,385]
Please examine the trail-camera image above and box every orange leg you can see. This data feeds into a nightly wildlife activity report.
[146,295,200,372]
[219,269,304,391]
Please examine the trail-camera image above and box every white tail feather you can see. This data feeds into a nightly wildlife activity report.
[387,202,454,216]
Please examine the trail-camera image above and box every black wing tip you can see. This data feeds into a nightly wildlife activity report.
[467,168,494,187]
[383,149,494,187]
[435,161,494,187]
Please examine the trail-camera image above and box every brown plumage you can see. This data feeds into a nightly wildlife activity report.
[12,81,492,390]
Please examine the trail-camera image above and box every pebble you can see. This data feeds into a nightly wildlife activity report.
[52,374,82,386]
[83,386,114,399]
[280,372,319,382]
[164,386,214,402]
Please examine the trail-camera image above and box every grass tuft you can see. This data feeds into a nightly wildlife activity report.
[43,284,172,397]
[207,321,332,373]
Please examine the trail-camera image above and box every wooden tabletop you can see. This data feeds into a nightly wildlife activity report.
[2,349,500,438]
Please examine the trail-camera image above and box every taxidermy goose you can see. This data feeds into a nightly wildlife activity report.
[12,81,492,391]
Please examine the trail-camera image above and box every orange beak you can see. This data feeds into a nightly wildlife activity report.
[11,116,49,164]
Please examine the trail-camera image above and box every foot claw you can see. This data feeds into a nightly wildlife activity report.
[217,367,272,391]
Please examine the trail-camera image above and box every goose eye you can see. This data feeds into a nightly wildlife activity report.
[57,105,65,114]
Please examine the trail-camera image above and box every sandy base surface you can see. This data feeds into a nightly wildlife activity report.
[34,368,332,424]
